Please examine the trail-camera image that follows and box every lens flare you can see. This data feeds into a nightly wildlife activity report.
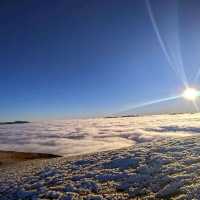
[182,88,199,101]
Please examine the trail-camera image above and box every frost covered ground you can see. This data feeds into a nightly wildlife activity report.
[1,136,200,199]
[1,113,200,156]
[1,113,200,199]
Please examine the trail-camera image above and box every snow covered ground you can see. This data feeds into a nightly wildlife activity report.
[0,113,200,156]
[1,135,200,199]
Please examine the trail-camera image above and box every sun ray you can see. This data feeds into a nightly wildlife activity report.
[145,1,178,77]
[192,100,199,112]
[175,1,189,88]
[116,95,181,115]
[145,0,188,87]
[116,88,200,116]
[127,95,181,110]
[193,65,200,83]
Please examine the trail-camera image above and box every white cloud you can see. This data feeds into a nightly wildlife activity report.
[0,113,199,156]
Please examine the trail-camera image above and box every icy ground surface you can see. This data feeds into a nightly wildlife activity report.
[1,136,200,199]
[1,113,200,156]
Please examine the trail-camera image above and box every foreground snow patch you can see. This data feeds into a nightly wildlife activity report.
[2,136,200,199]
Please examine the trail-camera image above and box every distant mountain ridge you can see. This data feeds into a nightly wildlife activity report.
[0,121,30,125]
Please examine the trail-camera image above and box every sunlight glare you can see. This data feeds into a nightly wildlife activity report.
[182,88,199,101]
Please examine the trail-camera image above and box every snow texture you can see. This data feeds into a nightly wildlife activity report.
[1,135,200,199]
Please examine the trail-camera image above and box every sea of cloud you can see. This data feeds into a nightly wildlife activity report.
[0,113,199,156]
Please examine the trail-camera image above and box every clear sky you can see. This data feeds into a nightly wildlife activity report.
[1,0,200,121]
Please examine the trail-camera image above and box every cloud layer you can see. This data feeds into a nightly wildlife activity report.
[0,113,199,156]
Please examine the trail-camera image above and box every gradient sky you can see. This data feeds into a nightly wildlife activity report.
[1,0,200,121]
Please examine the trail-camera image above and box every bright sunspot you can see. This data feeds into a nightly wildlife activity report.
[182,88,199,101]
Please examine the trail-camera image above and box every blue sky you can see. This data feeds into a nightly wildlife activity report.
[1,0,200,121]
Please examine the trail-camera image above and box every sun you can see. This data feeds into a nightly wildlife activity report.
[182,88,199,101]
